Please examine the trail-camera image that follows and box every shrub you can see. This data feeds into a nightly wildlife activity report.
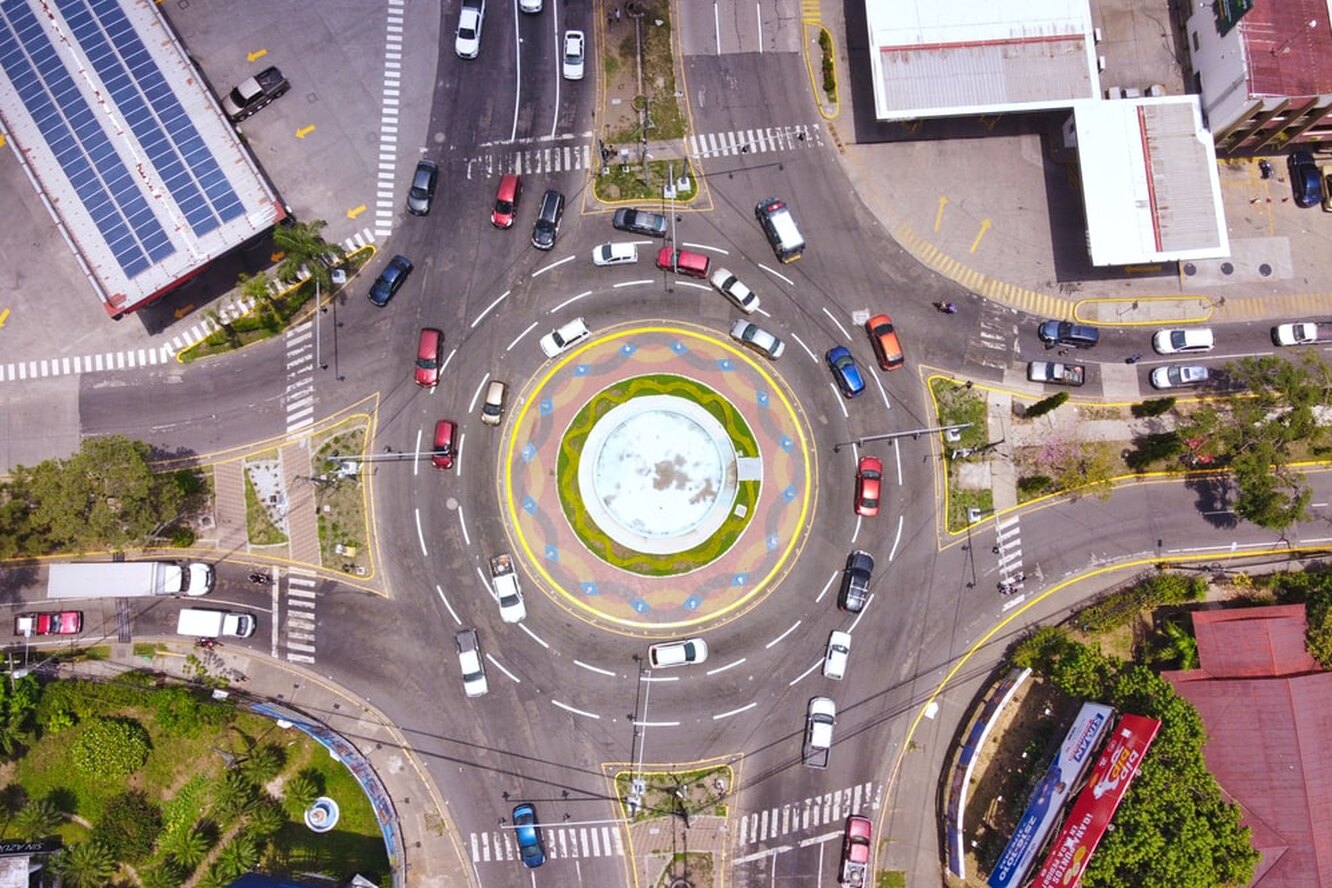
[1017,475,1054,498]
[95,790,162,862]
[1024,392,1069,419]
[161,775,209,835]
[170,527,198,547]
[1077,572,1206,633]
[282,768,322,813]
[1126,432,1185,471]
[1131,397,1176,418]
[70,717,150,779]
[819,29,831,53]
[239,742,286,785]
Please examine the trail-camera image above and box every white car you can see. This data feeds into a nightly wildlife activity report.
[729,319,785,360]
[454,629,489,697]
[592,242,639,266]
[710,268,760,313]
[823,630,851,680]
[455,0,485,59]
[648,637,708,668]
[1150,365,1210,389]
[1153,327,1214,354]
[519,0,542,11]
[540,317,592,357]
[563,30,585,80]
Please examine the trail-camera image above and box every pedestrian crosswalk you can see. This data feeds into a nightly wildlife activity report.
[687,124,822,160]
[284,568,317,664]
[284,321,317,435]
[736,781,879,846]
[465,142,595,181]
[470,823,625,865]
[994,515,1026,598]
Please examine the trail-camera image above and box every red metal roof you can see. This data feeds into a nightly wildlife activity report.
[1164,605,1332,888]
[1241,0,1332,97]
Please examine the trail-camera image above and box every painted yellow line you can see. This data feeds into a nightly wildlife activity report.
[246,49,269,63]
[968,218,991,253]
[933,195,948,233]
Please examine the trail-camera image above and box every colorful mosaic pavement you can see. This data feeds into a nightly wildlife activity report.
[500,323,816,632]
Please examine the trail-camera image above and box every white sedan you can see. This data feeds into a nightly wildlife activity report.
[1152,327,1214,354]
[710,267,760,313]
[563,30,585,80]
[592,242,638,266]
[454,629,489,698]
[823,630,851,680]
[454,0,485,59]
[540,317,591,357]
[1150,365,1210,389]
[729,319,785,359]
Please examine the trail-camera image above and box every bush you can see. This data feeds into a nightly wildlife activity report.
[95,790,162,862]
[1017,475,1054,498]
[1131,397,1176,418]
[1077,572,1206,632]
[819,29,831,53]
[1126,432,1185,471]
[70,717,150,779]
[170,527,198,547]
[1024,392,1069,419]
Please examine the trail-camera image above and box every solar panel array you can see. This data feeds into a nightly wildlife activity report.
[0,0,173,278]
[58,0,244,237]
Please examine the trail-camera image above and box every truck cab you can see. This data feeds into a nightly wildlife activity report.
[489,554,526,623]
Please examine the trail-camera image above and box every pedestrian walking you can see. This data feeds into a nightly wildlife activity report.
[1126,353,1143,364]
[1014,571,1025,584]
[991,545,1000,555]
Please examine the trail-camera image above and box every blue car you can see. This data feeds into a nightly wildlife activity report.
[1288,151,1322,208]
[825,346,865,398]
[512,803,545,868]
[368,254,414,306]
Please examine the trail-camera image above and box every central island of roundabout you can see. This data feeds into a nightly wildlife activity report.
[500,323,815,631]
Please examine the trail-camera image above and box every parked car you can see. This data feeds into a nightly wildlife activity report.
[481,380,507,426]
[1037,320,1099,349]
[562,30,585,80]
[1153,327,1214,354]
[729,320,785,360]
[512,803,545,868]
[648,637,708,668]
[1288,151,1321,208]
[710,267,759,313]
[491,174,522,229]
[454,628,489,697]
[454,0,485,58]
[592,242,639,266]
[13,611,82,636]
[840,815,872,885]
[431,420,457,470]
[855,456,882,517]
[838,550,874,613]
[220,66,290,121]
[369,254,413,306]
[1150,365,1210,389]
[612,207,669,237]
[540,317,591,357]
[823,630,851,680]
[414,328,444,389]
[407,159,438,215]
[531,189,565,250]
[825,346,866,398]
[865,313,904,370]
[655,247,710,278]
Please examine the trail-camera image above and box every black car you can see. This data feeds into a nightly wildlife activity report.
[1037,320,1099,349]
[612,207,668,238]
[220,66,290,122]
[368,254,413,306]
[531,189,565,250]
[1288,151,1322,208]
[407,160,439,215]
[838,550,874,613]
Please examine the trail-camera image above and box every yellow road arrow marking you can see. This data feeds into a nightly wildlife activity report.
[969,218,991,254]
[933,195,949,233]
[173,303,194,319]
[348,204,367,219]
[0,308,10,327]
[296,125,316,139]
[246,49,269,63]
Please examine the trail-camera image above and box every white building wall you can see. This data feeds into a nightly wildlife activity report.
[1185,6,1255,131]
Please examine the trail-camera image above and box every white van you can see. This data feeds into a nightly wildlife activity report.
[177,608,256,639]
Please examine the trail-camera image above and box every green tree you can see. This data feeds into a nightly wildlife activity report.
[243,797,287,840]
[95,790,162,862]
[140,863,186,888]
[70,716,151,779]
[51,840,117,888]
[282,768,322,813]
[1155,618,1199,669]
[214,834,259,882]
[13,796,62,841]
[1024,391,1069,419]
[163,825,210,870]
[274,219,344,291]
[239,742,286,785]
[0,674,40,759]
[212,771,259,821]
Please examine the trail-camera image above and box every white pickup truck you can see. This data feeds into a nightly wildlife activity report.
[489,554,526,623]
[1027,361,1086,387]
[1272,322,1332,346]
[802,696,836,769]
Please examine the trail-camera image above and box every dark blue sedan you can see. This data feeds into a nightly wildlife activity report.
[825,346,865,398]
[368,254,414,306]
[1288,151,1322,208]
[512,803,545,868]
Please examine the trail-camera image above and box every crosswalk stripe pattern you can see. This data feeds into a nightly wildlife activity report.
[285,568,317,664]
[375,0,406,239]
[736,781,879,846]
[284,321,316,434]
[464,143,594,180]
[687,124,822,159]
[0,228,373,387]
[800,0,821,22]
[469,824,625,864]
[994,515,1025,594]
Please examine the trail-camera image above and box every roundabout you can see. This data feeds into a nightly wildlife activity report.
[501,323,816,631]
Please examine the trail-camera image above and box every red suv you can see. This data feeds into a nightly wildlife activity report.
[655,247,710,278]
[491,174,522,228]
[431,420,456,469]
[415,328,444,388]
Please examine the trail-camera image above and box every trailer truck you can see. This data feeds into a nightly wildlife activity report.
[47,561,214,599]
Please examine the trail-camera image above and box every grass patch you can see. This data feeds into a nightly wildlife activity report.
[312,424,371,576]
[556,375,757,575]
[639,3,684,140]
[594,159,696,203]
[244,468,288,546]
[948,488,994,530]
[653,851,713,887]
[930,378,994,529]
[615,765,731,823]
[877,872,907,888]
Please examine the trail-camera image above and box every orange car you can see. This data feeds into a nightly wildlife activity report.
[865,314,904,370]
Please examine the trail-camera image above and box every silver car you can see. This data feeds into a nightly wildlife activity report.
[823,630,851,680]
[454,629,489,698]
[730,320,785,360]
[1150,364,1210,389]
[710,267,759,313]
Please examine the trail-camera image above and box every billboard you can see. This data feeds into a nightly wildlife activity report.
[986,702,1114,888]
[1030,713,1162,888]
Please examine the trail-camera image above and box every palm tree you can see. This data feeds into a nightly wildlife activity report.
[164,825,210,870]
[212,771,259,822]
[274,219,344,291]
[239,742,285,785]
[1159,618,1200,669]
[244,797,287,840]
[51,840,117,888]
[214,834,259,882]
[13,796,61,840]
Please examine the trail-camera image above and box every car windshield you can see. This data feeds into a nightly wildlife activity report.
[495,199,513,214]
[416,356,437,369]
[1170,331,1188,348]
[872,321,894,335]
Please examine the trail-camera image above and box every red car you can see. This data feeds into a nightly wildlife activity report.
[14,611,82,636]
[855,456,882,517]
[415,328,443,388]
[865,313,904,371]
[840,815,872,882]
[431,420,456,470]
[655,246,710,278]
[491,174,522,229]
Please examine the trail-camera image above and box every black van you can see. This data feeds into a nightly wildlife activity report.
[1037,320,1100,349]
[531,189,565,250]
[755,197,805,263]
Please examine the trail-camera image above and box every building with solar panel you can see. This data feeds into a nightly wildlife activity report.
[0,0,283,320]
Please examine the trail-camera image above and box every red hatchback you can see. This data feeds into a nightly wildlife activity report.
[431,420,457,470]
[655,246,710,278]
[865,313,904,370]
[855,456,882,517]
[415,328,444,388]
[491,174,522,229]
